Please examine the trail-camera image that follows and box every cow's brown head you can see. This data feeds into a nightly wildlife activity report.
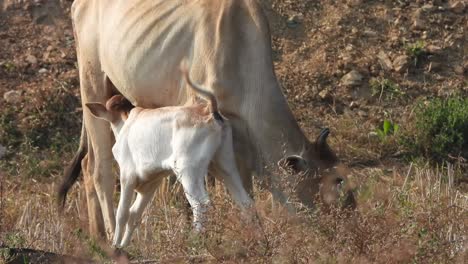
[283,128,355,209]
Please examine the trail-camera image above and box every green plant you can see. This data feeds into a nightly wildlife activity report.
[376,120,400,142]
[409,96,468,162]
[370,77,404,101]
[406,40,426,66]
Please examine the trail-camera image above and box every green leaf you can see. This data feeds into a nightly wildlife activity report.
[383,120,391,135]
[393,124,400,134]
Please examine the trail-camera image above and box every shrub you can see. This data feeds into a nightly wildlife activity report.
[410,96,468,162]
[370,77,404,101]
[0,83,80,178]
[405,40,426,66]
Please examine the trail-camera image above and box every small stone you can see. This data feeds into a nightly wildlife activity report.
[341,70,363,87]
[428,62,442,72]
[426,45,442,54]
[0,144,6,159]
[357,110,368,118]
[287,13,304,28]
[412,17,425,30]
[377,51,393,71]
[412,9,425,30]
[454,65,464,75]
[450,1,466,14]
[26,54,38,65]
[318,89,332,101]
[363,30,377,37]
[3,90,21,103]
[393,55,410,73]
[368,131,379,139]
[38,68,47,74]
[421,4,434,12]
[349,101,359,109]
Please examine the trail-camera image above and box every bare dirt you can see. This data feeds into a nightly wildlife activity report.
[0,0,467,263]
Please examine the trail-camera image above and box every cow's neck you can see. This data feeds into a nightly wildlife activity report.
[241,77,310,164]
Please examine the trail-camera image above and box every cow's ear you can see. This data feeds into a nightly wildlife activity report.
[86,103,111,122]
[283,155,308,172]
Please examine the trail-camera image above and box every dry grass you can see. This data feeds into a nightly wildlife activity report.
[1,163,466,263]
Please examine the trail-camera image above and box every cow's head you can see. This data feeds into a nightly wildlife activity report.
[283,128,355,209]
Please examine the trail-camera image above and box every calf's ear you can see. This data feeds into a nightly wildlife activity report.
[283,155,308,172]
[86,103,111,121]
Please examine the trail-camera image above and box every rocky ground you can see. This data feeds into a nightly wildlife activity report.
[0,0,467,263]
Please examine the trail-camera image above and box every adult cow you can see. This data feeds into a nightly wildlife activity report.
[58,0,354,238]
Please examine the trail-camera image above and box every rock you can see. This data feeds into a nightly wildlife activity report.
[318,89,332,101]
[363,30,377,37]
[454,65,464,75]
[450,1,466,14]
[357,110,368,118]
[341,70,363,87]
[3,90,21,103]
[421,4,434,12]
[411,9,425,30]
[2,0,18,11]
[377,51,393,71]
[38,68,48,74]
[428,62,442,72]
[426,45,442,54]
[26,54,38,65]
[349,101,359,109]
[0,144,6,159]
[287,13,304,28]
[368,131,379,140]
[412,17,425,30]
[393,55,410,73]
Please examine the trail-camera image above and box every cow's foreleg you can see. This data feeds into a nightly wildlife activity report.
[216,127,253,208]
[81,153,106,237]
[82,100,116,240]
[230,117,256,194]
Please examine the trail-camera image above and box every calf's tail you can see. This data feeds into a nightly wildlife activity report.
[57,121,87,210]
[180,62,224,122]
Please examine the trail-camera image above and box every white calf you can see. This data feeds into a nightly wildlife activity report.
[86,67,253,248]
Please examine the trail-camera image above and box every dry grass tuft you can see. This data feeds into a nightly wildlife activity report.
[1,163,466,263]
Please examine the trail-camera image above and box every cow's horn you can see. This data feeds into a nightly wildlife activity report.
[316,128,330,147]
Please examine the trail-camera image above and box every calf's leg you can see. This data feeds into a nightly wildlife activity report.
[113,176,136,247]
[120,177,162,247]
[176,167,210,231]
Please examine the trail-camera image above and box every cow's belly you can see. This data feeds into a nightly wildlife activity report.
[99,0,210,108]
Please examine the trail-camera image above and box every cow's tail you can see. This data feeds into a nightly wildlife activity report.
[57,121,87,210]
[180,61,224,123]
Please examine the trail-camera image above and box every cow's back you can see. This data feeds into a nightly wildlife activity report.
[75,0,268,109]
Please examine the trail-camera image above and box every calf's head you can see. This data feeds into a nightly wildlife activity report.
[86,95,134,135]
[283,128,355,209]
